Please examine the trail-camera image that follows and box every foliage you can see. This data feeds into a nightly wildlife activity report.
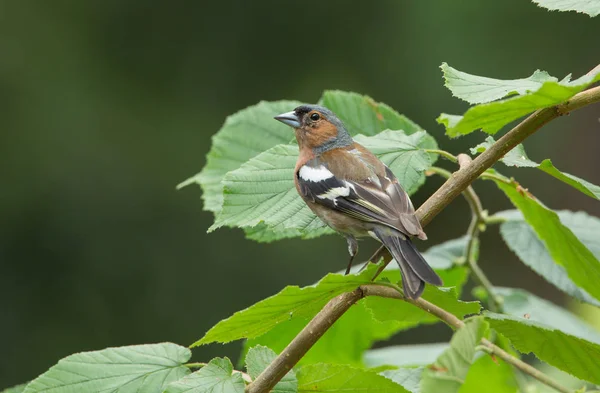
[496,210,600,306]
[7,4,600,393]
[164,358,245,393]
[420,317,488,392]
[531,0,600,16]
[438,63,600,137]
[486,312,600,384]
[22,343,191,393]
[245,346,297,393]
[472,137,600,200]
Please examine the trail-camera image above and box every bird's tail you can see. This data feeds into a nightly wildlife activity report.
[373,227,443,299]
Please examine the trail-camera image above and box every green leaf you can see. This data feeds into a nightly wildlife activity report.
[365,343,449,368]
[459,355,518,393]
[244,301,405,367]
[368,258,479,324]
[531,0,600,16]
[179,100,302,212]
[537,159,600,199]
[438,67,600,136]
[245,346,297,393]
[1,384,27,393]
[244,263,471,367]
[354,130,438,195]
[496,287,600,344]
[320,91,423,136]
[420,237,468,270]
[297,363,410,393]
[364,285,481,327]
[436,114,462,130]
[470,137,537,167]
[192,264,381,346]
[441,63,555,104]
[164,357,245,393]
[381,368,423,393]
[243,225,318,244]
[486,312,600,385]
[210,130,437,239]
[494,181,600,303]
[23,343,191,393]
[420,318,488,393]
[208,144,329,235]
[498,210,600,306]
[184,92,426,216]
[472,137,600,200]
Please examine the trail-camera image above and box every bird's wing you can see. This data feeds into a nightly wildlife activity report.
[296,161,424,238]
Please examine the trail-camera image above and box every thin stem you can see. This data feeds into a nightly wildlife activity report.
[424,149,458,162]
[246,72,600,393]
[485,215,507,225]
[362,286,572,393]
[479,171,512,183]
[459,155,501,312]
[185,362,207,369]
[428,166,486,224]
[481,339,573,393]
[467,236,501,311]
[429,163,499,310]
[246,289,364,393]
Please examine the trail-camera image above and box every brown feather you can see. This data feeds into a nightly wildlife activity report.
[295,118,339,152]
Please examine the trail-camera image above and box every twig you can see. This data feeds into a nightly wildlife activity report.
[419,84,600,227]
[485,215,508,225]
[427,166,485,224]
[480,339,573,393]
[360,285,464,328]
[479,171,512,184]
[245,76,600,393]
[424,148,458,162]
[362,286,572,393]
[371,84,600,274]
[459,155,501,311]
[184,362,207,369]
[428,165,500,310]
[245,289,363,393]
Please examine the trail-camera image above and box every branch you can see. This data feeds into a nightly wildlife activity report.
[245,289,364,393]
[419,84,600,227]
[424,148,458,163]
[458,154,501,311]
[428,163,500,311]
[480,339,573,393]
[246,80,600,393]
[371,84,600,273]
[361,285,464,328]
[362,286,573,393]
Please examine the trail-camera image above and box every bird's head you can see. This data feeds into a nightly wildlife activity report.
[274,105,353,153]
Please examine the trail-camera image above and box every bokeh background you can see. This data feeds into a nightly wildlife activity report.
[1,0,600,387]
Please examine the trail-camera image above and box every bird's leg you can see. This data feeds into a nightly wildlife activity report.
[344,236,358,275]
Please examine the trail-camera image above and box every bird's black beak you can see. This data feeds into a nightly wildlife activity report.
[274,111,301,128]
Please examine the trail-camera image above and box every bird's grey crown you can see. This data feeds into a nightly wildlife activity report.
[294,105,353,154]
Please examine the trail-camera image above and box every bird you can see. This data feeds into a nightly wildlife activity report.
[274,104,442,299]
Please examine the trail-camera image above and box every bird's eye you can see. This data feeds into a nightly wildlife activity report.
[310,112,320,121]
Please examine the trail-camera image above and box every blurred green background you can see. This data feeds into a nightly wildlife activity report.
[1,0,599,387]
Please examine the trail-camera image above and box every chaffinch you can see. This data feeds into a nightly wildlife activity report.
[275,104,442,299]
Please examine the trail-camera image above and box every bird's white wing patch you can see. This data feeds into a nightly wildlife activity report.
[299,165,334,182]
[317,186,351,203]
